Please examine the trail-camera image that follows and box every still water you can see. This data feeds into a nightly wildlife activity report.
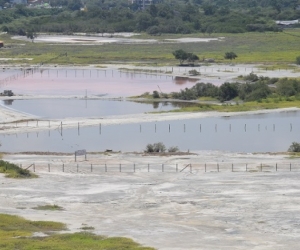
[1,111,299,153]
[1,99,182,118]
[0,68,196,97]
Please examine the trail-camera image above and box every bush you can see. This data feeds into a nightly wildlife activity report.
[152,90,160,98]
[145,142,166,153]
[168,146,179,152]
[189,69,200,76]
[288,142,300,152]
[296,56,300,65]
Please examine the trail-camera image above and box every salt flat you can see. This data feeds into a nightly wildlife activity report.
[1,152,300,250]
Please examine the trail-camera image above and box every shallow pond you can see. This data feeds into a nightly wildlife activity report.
[1,111,299,153]
[1,99,185,119]
[0,68,197,97]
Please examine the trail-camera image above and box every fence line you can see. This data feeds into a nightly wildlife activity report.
[21,162,300,174]
[0,121,295,137]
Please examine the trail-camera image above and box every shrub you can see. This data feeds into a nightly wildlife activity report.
[168,146,179,152]
[288,142,300,152]
[152,90,160,98]
[189,69,200,76]
[296,56,300,65]
[145,142,166,153]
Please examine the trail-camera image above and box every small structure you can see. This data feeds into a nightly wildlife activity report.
[75,149,87,162]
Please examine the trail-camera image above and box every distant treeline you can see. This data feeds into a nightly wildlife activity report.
[170,73,300,102]
[0,0,300,35]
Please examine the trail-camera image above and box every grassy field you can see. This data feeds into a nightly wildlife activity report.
[152,97,300,113]
[0,214,155,250]
[0,30,300,65]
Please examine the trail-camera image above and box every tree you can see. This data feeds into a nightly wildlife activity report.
[224,52,238,62]
[288,142,300,152]
[172,50,199,65]
[172,49,189,65]
[218,82,238,102]
[296,56,300,65]
[26,30,37,43]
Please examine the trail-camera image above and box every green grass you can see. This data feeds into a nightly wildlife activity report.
[154,97,300,113]
[0,214,155,250]
[1,30,300,65]
[0,160,37,178]
[32,204,64,211]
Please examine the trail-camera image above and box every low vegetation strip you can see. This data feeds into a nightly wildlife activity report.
[0,160,37,178]
[0,214,155,250]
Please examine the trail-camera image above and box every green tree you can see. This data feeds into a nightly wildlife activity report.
[218,82,238,102]
[172,49,189,65]
[26,30,37,43]
[224,52,238,61]
[288,142,300,152]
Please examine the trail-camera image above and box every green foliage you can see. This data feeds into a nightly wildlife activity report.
[224,51,238,61]
[0,0,299,35]
[145,142,166,153]
[189,69,200,76]
[288,142,300,152]
[296,56,300,65]
[168,146,179,152]
[0,214,154,250]
[152,90,160,98]
[33,204,64,211]
[218,82,239,102]
[172,49,199,65]
[0,160,37,178]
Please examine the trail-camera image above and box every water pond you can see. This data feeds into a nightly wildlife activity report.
[1,111,299,153]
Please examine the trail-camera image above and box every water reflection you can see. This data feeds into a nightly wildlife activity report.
[174,76,198,85]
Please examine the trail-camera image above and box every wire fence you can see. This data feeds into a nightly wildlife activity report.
[20,162,300,174]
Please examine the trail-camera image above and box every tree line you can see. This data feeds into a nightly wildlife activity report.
[167,73,300,102]
[0,0,299,35]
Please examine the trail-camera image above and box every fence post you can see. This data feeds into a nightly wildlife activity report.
[48,164,50,172]
[190,164,192,173]
[217,163,219,172]
[63,164,64,172]
[276,163,277,171]
[261,163,262,172]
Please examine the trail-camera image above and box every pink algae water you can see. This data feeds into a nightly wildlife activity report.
[0,68,197,97]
